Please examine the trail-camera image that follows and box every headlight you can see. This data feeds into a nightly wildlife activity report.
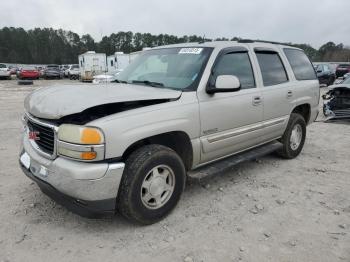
[57,124,105,161]
[58,124,104,144]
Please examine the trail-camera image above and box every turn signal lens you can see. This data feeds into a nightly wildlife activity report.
[81,128,102,144]
[81,151,97,160]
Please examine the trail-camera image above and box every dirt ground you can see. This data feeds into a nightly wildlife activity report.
[0,79,349,262]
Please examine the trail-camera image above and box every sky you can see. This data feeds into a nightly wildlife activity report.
[1,0,350,49]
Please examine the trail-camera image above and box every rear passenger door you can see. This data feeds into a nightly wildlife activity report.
[253,48,293,141]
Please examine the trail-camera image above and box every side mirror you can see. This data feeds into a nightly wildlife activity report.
[207,75,241,94]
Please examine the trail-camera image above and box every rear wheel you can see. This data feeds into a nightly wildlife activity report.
[276,113,306,159]
[117,145,186,224]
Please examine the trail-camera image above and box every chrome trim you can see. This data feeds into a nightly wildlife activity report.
[57,140,105,162]
[207,116,289,143]
[208,123,263,143]
[108,163,125,170]
[24,112,58,160]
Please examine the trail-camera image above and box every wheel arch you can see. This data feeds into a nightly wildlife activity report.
[291,103,311,124]
[122,131,194,171]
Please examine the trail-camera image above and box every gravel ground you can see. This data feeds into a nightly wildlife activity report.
[0,79,349,262]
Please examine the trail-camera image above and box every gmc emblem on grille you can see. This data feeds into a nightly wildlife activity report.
[29,131,40,141]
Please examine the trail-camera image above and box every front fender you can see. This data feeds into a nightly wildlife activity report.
[91,93,200,159]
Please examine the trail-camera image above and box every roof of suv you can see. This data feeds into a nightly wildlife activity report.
[152,40,301,51]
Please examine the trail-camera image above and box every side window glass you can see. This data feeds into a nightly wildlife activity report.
[283,48,317,80]
[255,52,288,86]
[212,52,255,89]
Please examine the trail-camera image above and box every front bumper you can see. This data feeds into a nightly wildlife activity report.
[20,134,125,217]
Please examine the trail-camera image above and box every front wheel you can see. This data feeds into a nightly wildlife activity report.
[276,113,306,159]
[117,145,186,224]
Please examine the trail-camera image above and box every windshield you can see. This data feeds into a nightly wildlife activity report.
[116,47,212,90]
[0,64,6,68]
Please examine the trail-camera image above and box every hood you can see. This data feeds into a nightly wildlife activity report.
[25,83,182,119]
[328,84,350,90]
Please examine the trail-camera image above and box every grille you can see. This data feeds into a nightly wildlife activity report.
[27,119,55,155]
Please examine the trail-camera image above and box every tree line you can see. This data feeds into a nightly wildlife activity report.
[0,27,349,64]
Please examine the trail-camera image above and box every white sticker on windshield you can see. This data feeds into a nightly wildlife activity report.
[179,48,203,55]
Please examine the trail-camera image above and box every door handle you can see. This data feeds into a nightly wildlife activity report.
[252,96,262,106]
[287,90,293,98]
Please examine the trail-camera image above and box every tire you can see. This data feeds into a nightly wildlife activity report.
[117,144,186,224]
[276,113,306,159]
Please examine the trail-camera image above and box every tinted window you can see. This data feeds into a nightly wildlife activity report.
[256,52,288,86]
[284,49,317,80]
[212,52,255,89]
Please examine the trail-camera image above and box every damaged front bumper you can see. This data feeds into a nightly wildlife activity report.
[323,87,350,120]
[19,134,125,218]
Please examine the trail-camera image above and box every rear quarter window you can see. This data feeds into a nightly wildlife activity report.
[283,49,317,80]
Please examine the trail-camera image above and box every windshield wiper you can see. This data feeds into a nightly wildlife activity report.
[131,80,164,87]
[112,78,128,84]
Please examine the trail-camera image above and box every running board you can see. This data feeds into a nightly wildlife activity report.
[187,141,282,182]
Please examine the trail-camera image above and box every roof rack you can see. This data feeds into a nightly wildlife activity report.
[238,39,288,45]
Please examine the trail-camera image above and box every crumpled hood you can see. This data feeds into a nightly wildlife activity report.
[25,83,182,119]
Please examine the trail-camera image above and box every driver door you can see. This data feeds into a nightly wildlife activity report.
[198,48,264,163]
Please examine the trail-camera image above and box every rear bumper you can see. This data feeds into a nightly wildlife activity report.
[0,71,10,77]
[20,74,39,79]
[20,133,125,218]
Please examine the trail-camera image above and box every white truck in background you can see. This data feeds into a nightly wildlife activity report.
[107,52,132,74]
[78,51,106,82]
[93,51,144,84]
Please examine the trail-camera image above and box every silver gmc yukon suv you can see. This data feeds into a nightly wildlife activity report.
[20,41,319,224]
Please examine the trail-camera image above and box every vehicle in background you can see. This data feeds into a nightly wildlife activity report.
[64,64,72,77]
[43,64,63,79]
[78,51,107,82]
[59,65,69,71]
[92,73,118,84]
[0,64,11,79]
[9,66,19,75]
[315,63,336,86]
[335,64,350,78]
[323,77,350,119]
[39,66,46,77]
[64,64,78,78]
[67,64,80,80]
[18,66,40,80]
